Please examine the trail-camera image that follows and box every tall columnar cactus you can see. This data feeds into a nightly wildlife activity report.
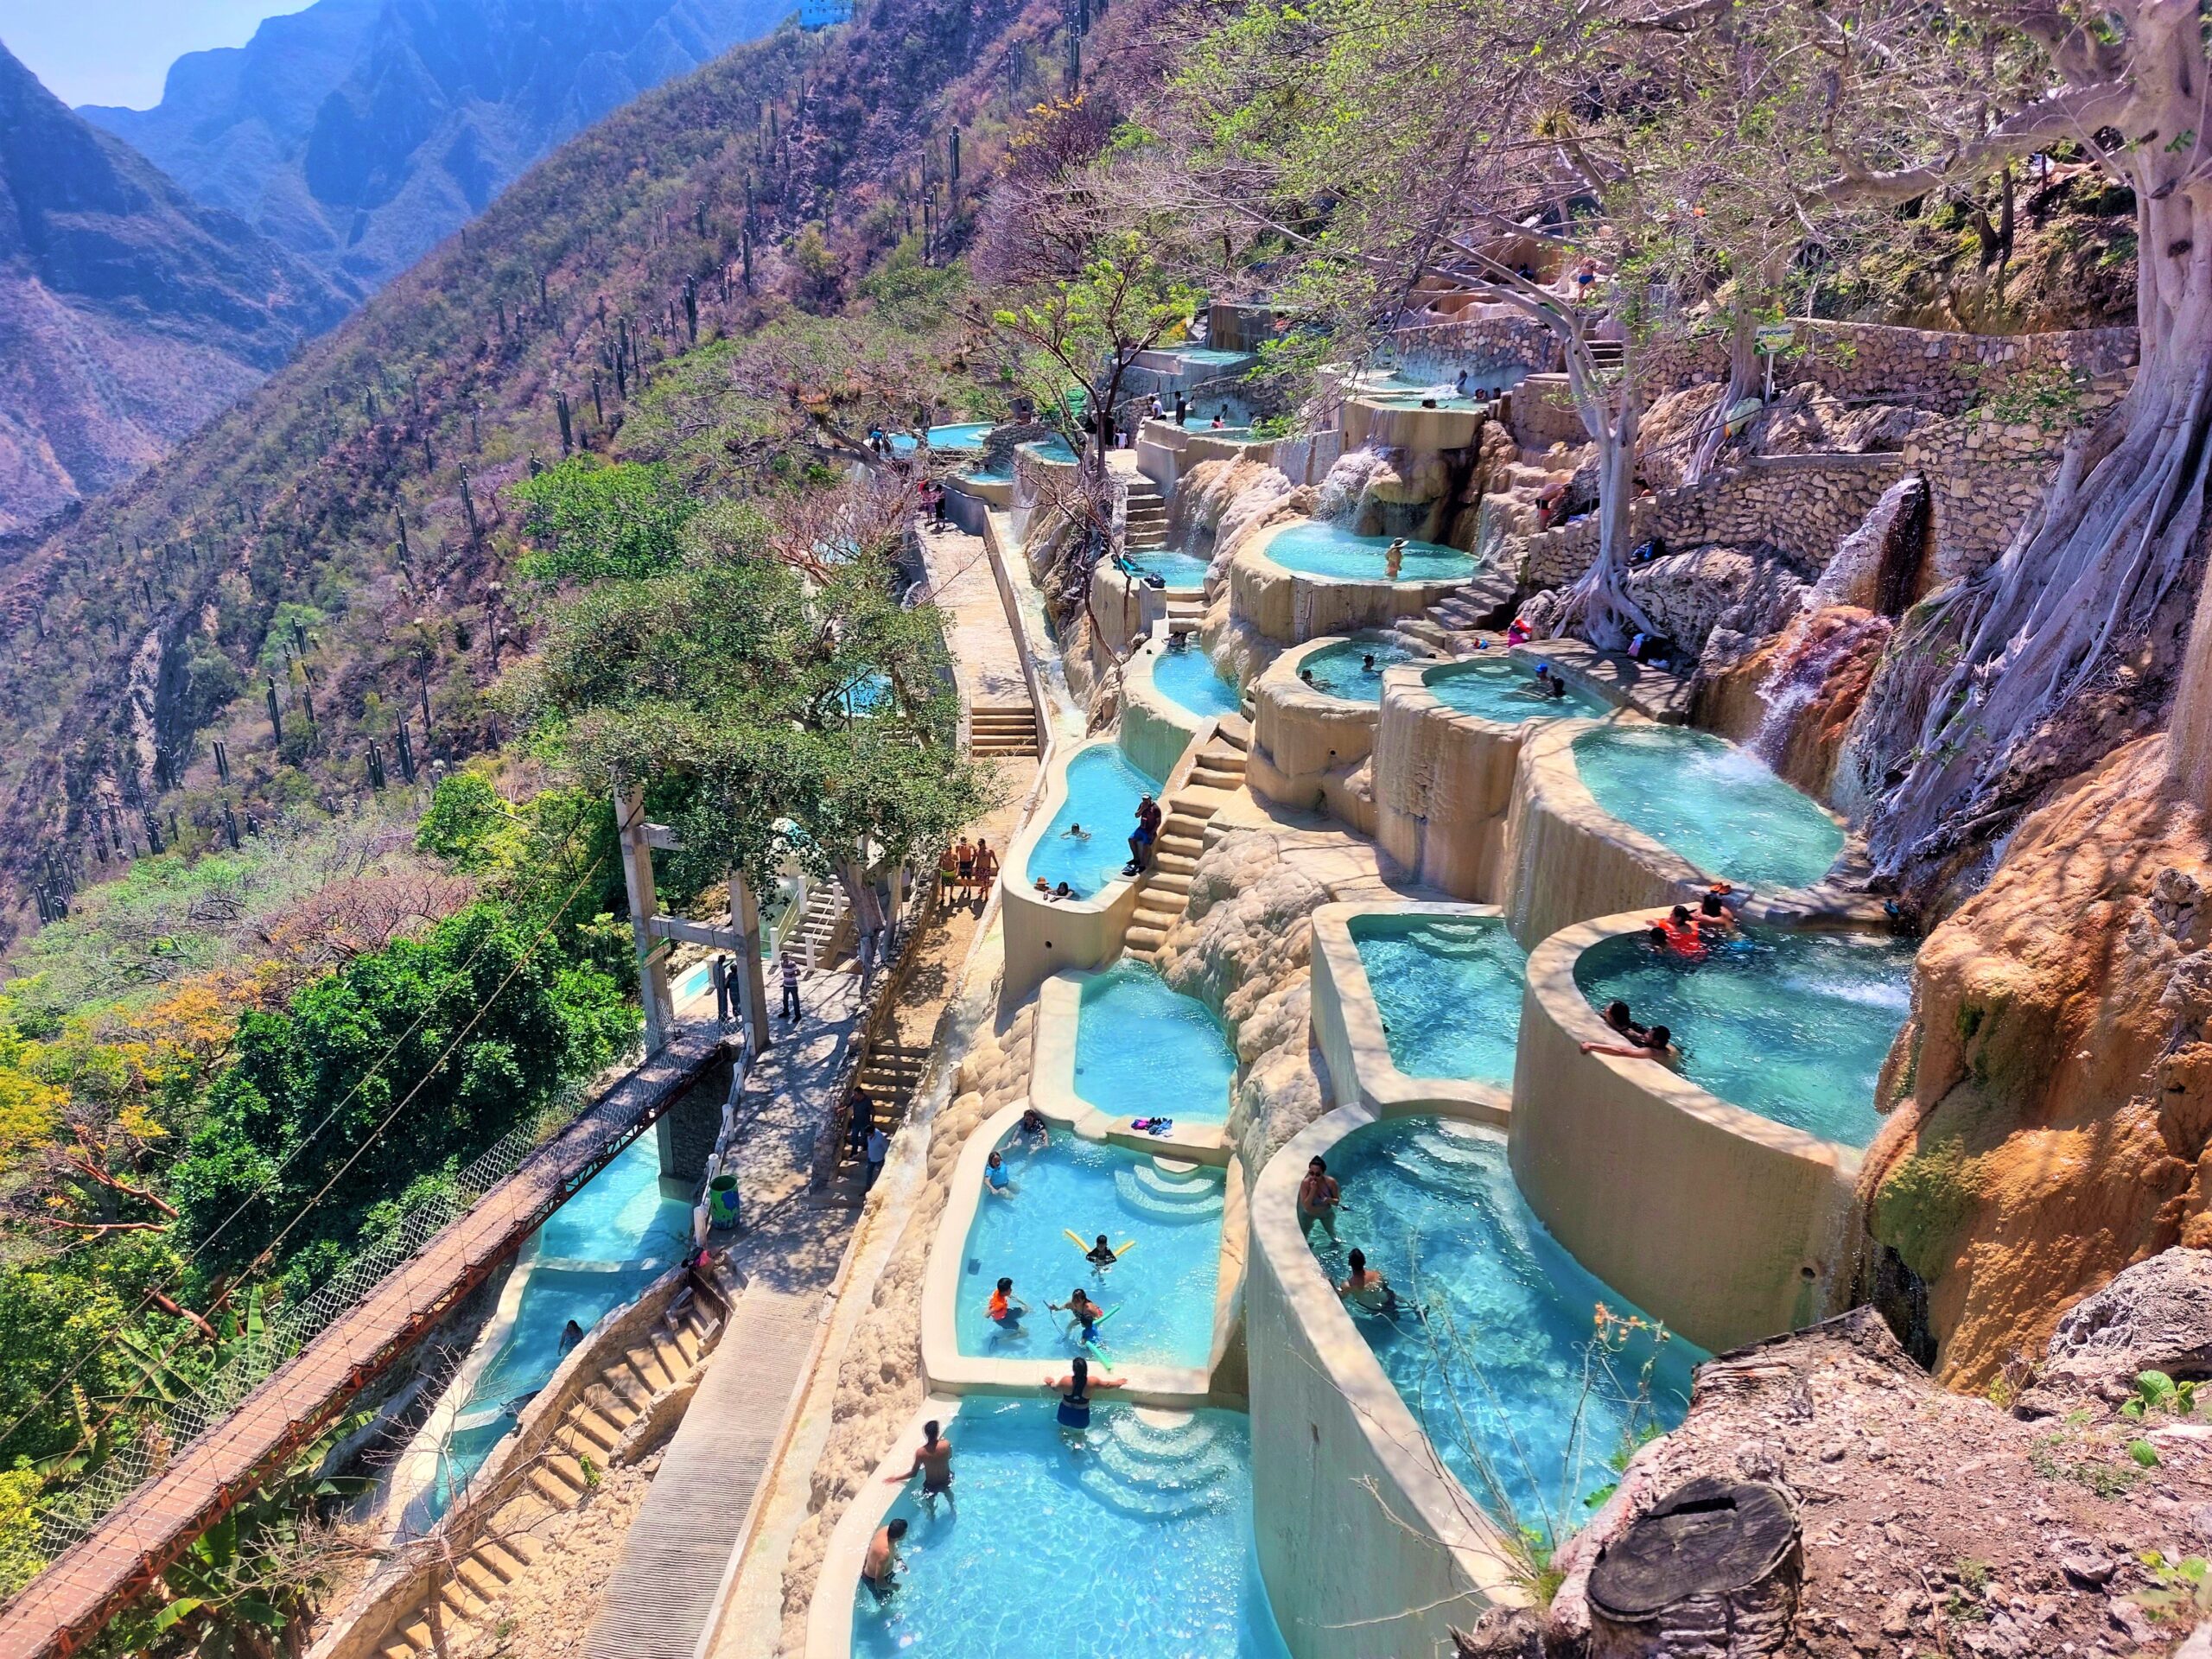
[222,801,241,850]
[683,278,699,344]
[265,677,283,747]
[460,468,483,550]
[397,716,417,783]
[367,741,386,791]
[591,370,605,426]
[213,739,231,784]
[950,130,961,200]
[556,391,575,455]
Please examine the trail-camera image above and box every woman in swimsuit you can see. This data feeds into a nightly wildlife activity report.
[1019,1106,1051,1146]
[1046,1355,1127,1430]
[1297,1156,1341,1240]
[1581,1023,1676,1063]
[1050,1287,1107,1343]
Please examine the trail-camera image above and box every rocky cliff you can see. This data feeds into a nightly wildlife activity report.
[0,43,353,544]
[81,0,790,292]
[1860,734,2212,1387]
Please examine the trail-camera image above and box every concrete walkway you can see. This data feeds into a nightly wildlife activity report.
[915,524,1027,709]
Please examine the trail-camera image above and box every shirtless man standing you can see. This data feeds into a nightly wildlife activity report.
[884,1418,956,1510]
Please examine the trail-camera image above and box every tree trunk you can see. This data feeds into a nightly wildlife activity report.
[1586,1479,1802,1659]
[1685,307,1758,486]
[1859,177,2212,894]
[1555,363,1663,650]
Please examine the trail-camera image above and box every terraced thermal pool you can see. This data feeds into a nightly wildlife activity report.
[958,1135,1224,1367]
[1571,725,1846,892]
[1573,927,1915,1146]
[1263,522,1480,582]
[1348,913,1527,1084]
[1306,1117,1700,1532]
[1300,636,1418,702]
[1427,657,1608,722]
[410,1135,691,1527]
[1152,647,1242,718]
[1075,960,1235,1125]
[1027,744,1166,899]
[852,1402,1293,1658]
[1123,550,1211,589]
[889,422,994,454]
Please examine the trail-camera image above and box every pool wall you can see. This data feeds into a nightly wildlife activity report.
[1249,1104,1530,1659]
[918,1096,1248,1401]
[1031,971,1233,1166]
[1498,721,1878,949]
[1341,395,1484,452]
[1512,912,1868,1354]
[1249,635,1421,817]
[805,1395,964,1659]
[1089,559,1174,658]
[1002,731,1203,1001]
[1230,522,1471,645]
[1135,418,1344,496]
[1374,663,1605,902]
[1308,903,1513,1126]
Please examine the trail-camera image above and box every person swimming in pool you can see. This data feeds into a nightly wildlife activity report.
[1298,1155,1342,1239]
[1601,1000,1650,1044]
[884,1419,956,1512]
[1581,1023,1676,1062]
[1385,537,1407,581]
[861,1516,907,1602]
[1050,1287,1108,1343]
[1362,652,1377,671]
[1084,1234,1118,1266]
[1046,1355,1127,1432]
[1649,908,1707,959]
[1019,1105,1051,1146]
[1696,890,1737,933]
[987,1276,1028,1325]
[1337,1249,1400,1315]
[1060,821,1090,839]
[984,1148,1014,1194]
[1300,667,1317,685]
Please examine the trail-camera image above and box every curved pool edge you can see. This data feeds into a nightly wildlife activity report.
[917,1091,1248,1405]
[1001,737,1181,1001]
[1122,630,1230,781]
[1512,911,1873,1356]
[1030,971,1233,1166]
[804,1394,966,1659]
[1229,522,1478,647]
[1249,1104,1531,1659]
[1374,660,1613,902]
[1499,720,1886,950]
[1309,901,1512,1126]
[1249,635,1430,817]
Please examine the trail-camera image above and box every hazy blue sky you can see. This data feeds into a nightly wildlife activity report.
[1,1,307,108]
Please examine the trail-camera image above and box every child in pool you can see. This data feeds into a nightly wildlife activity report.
[984,1149,1014,1194]
[987,1276,1028,1325]
[1581,1023,1676,1063]
[1084,1234,1118,1266]
[1050,1287,1108,1343]
[1601,1001,1650,1044]
[1047,1355,1127,1431]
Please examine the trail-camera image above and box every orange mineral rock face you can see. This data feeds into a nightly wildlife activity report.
[1863,733,2212,1388]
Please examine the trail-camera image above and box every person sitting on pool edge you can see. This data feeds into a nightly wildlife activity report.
[1338,1249,1401,1315]
[862,1516,907,1602]
[1051,1286,1108,1344]
[1123,794,1162,875]
[884,1419,956,1512]
[987,1276,1028,1325]
[1581,1023,1676,1062]
[1047,1355,1128,1431]
[1085,1233,1118,1266]
[983,1148,1014,1195]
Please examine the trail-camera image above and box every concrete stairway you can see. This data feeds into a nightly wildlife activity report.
[1125,716,1250,960]
[1124,478,1170,550]
[1163,588,1208,627]
[376,1295,722,1659]
[1389,571,1520,655]
[792,881,849,969]
[969,703,1039,757]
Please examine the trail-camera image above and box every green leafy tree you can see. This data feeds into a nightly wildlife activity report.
[511,459,697,584]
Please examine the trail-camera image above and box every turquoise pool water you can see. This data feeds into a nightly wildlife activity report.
[1173,347,1256,368]
[853,1401,1292,1659]
[958,1135,1224,1368]
[1123,550,1211,590]
[1573,927,1914,1146]
[1572,725,1846,892]
[840,671,892,716]
[1264,522,1479,582]
[888,423,995,455]
[409,1135,692,1529]
[1300,636,1417,702]
[1027,744,1166,899]
[1427,657,1608,723]
[1308,1118,1700,1535]
[1075,960,1235,1126]
[1151,648,1242,719]
[1347,913,1527,1084]
[1021,436,1081,465]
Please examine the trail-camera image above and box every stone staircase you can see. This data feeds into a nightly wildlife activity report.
[969,703,1039,757]
[1162,588,1208,628]
[1124,478,1170,550]
[1388,571,1520,656]
[375,1294,723,1659]
[1124,716,1250,960]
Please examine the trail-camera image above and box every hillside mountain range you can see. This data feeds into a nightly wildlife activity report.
[80,0,795,293]
[0,0,1072,935]
[0,41,354,547]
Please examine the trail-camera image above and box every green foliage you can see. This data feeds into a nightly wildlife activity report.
[512,460,697,584]
[2120,1370,2197,1420]
[0,1468,44,1601]
[2136,1553,2212,1625]
[0,1232,191,1466]
[413,772,518,871]
[168,901,634,1291]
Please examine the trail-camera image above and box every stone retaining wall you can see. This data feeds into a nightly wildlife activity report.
[1899,394,2120,582]
[1520,453,1905,589]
